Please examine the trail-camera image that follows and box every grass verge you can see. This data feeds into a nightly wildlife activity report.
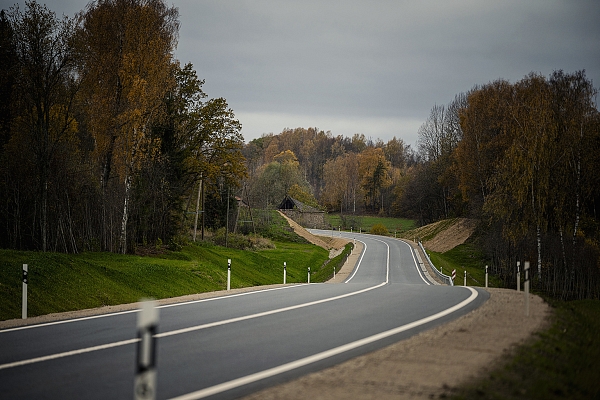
[326,214,415,234]
[425,243,502,287]
[452,299,600,399]
[310,243,354,282]
[0,240,329,321]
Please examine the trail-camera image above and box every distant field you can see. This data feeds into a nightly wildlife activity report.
[326,214,415,233]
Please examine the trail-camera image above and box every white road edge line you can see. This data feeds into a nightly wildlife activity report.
[0,282,387,370]
[0,338,139,370]
[398,239,431,285]
[0,284,310,334]
[344,240,367,283]
[169,287,480,400]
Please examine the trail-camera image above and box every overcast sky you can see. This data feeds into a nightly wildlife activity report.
[2,0,599,146]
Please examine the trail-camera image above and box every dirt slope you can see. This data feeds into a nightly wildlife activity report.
[404,218,478,253]
[277,211,350,258]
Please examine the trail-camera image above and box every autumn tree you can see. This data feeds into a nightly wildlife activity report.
[322,155,348,212]
[321,152,362,213]
[0,10,17,146]
[76,0,179,252]
[149,62,245,240]
[5,1,79,251]
[456,80,514,211]
[383,137,407,169]
[358,147,391,213]
[251,150,311,208]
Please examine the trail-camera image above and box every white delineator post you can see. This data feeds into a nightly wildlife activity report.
[135,300,159,400]
[227,259,231,291]
[485,265,488,288]
[464,270,467,286]
[22,264,28,319]
[307,267,310,284]
[524,261,530,316]
[517,261,521,292]
[283,262,287,284]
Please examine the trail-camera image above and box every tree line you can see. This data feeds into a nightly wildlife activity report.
[404,71,599,299]
[242,128,415,216]
[0,0,245,253]
[242,71,600,300]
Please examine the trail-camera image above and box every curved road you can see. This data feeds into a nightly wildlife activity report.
[0,232,488,399]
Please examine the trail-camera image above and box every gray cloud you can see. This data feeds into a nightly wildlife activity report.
[3,0,599,146]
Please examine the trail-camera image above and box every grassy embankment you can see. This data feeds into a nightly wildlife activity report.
[426,244,503,288]
[452,298,600,399]
[0,212,353,321]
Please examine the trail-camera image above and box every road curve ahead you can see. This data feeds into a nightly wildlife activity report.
[0,232,488,399]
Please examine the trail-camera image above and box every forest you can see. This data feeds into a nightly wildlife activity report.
[0,0,245,254]
[1,1,599,299]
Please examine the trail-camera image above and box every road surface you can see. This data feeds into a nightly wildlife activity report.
[0,232,488,399]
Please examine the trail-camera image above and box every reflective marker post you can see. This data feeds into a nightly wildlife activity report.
[485,265,488,288]
[135,300,159,400]
[307,267,310,284]
[283,262,287,284]
[22,264,28,319]
[516,261,521,292]
[227,259,231,291]
[524,261,530,317]
[464,270,467,286]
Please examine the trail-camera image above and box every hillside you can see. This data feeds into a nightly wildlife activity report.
[401,218,477,252]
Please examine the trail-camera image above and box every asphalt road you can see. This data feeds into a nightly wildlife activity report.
[0,233,488,399]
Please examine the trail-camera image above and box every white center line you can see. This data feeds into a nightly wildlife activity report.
[0,282,386,371]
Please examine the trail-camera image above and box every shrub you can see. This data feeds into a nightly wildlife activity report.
[211,228,275,250]
[370,223,388,236]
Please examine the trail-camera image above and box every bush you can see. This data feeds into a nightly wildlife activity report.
[370,223,388,236]
[211,228,274,250]
[168,235,189,251]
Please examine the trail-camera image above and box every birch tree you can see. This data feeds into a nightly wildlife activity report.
[76,0,178,252]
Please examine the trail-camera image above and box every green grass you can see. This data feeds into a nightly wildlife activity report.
[426,243,502,287]
[310,243,354,282]
[0,240,330,321]
[326,214,415,234]
[452,299,600,400]
[258,210,311,243]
